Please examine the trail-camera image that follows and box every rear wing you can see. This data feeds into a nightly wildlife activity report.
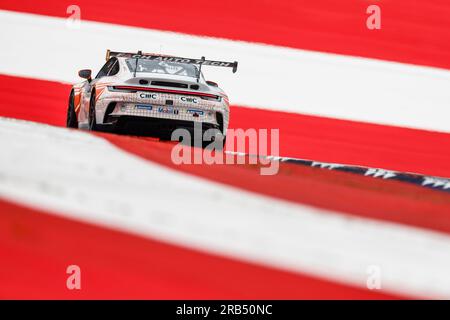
[106,50,238,73]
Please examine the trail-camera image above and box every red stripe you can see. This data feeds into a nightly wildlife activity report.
[0,198,401,299]
[1,1,450,70]
[0,74,67,127]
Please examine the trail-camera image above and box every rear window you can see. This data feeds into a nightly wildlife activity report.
[126,59,199,78]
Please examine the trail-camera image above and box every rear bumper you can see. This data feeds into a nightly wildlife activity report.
[95,89,230,135]
[114,103,216,122]
[109,115,221,138]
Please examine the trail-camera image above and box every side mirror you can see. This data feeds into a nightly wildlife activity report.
[206,80,218,87]
[78,69,92,81]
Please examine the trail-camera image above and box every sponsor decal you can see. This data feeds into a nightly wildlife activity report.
[187,109,204,116]
[130,54,233,67]
[135,104,153,110]
[181,96,198,104]
[158,106,179,115]
[140,93,157,99]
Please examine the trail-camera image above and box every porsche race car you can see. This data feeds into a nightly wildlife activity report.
[66,50,237,144]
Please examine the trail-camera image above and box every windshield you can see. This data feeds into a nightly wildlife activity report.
[126,59,199,78]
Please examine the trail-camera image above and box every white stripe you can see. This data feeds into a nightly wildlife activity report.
[1,10,450,133]
[1,117,450,298]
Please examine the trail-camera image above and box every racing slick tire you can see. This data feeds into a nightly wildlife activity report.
[88,90,98,131]
[66,90,78,128]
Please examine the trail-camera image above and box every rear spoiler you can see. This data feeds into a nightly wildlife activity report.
[106,50,238,73]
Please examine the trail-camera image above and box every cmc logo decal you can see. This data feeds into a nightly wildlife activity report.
[180,96,198,104]
[140,93,157,99]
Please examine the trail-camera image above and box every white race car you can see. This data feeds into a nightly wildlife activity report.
[67,50,237,144]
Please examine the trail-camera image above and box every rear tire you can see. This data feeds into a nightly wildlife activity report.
[66,90,78,128]
[88,91,98,131]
